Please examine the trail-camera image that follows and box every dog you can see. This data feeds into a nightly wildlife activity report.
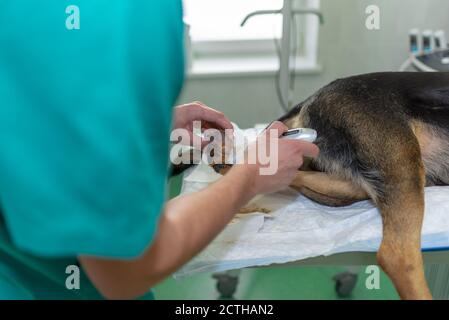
[276,72,449,300]
[174,72,449,299]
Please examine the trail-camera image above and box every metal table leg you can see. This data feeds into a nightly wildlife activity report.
[212,270,242,299]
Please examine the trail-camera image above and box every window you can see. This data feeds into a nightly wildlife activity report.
[184,0,284,42]
[183,0,321,76]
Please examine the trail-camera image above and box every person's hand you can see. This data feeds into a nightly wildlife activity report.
[235,121,319,196]
[173,101,234,147]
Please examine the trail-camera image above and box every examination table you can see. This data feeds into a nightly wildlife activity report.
[173,127,449,299]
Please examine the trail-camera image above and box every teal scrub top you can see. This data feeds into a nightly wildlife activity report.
[0,0,184,299]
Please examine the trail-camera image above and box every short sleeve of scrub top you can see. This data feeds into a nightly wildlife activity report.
[0,0,184,299]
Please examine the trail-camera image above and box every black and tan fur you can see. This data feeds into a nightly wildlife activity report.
[174,72,449,299]
[279,72,449,300]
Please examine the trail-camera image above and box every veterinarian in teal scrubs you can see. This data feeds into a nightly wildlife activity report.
[0,0,186,299]
[0,1,318,300]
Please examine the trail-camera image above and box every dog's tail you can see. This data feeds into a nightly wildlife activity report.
[403,75,449,134]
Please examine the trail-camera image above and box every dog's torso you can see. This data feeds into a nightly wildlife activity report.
[280,72,449,199]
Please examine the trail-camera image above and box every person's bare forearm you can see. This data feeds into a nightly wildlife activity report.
[156,165,257,272]
[79,165,257,299]
[79,121,318,299]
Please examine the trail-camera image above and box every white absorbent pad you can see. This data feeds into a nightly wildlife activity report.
[173,128,449,279]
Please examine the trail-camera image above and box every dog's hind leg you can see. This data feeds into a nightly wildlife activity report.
[361,129,432,300]
[291,135,431,299]
[290,171,369,207]
[375,161,431,299]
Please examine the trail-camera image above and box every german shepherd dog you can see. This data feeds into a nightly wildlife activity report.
[277,72,449,300]
[175,72,449,299]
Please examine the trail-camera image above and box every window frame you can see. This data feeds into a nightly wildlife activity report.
[184,0,322,76]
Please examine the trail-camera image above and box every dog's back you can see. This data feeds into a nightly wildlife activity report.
[280,72,449,190]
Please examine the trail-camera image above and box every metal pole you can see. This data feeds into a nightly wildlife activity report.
[279,0,293,111]
[240,1,323,112]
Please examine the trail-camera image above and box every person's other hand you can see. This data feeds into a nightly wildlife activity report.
[173,101,234,147]
[235,121,319,196]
